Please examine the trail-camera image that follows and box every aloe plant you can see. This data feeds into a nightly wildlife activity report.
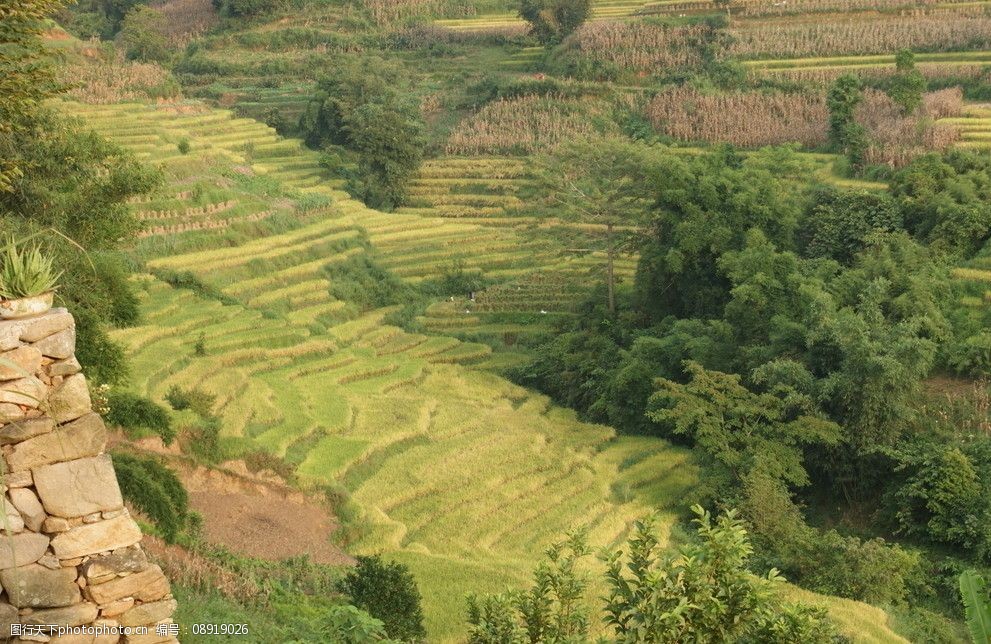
[0,237,62,299]
[960,570,991,643]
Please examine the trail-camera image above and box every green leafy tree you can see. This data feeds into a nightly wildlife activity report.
[802,188,902,264]
[891,444,991,556]
[537,137,654,314]
[0,0,65,192]
[118,6,170,63]
[827,74,868,169]
[604,509,835,643]
[340,555,426,642]
[634,149,804,320]
[467,530,592,643]
[519,0,591,45]
[888,49,926,115]
[648,361,841,496]
[300,59,424,209]
[889,150,991,256]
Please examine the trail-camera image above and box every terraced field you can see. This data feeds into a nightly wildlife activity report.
[435,0,669,29]
[745,50,991,83]
[61,95,911,641]
[941,102,991,149]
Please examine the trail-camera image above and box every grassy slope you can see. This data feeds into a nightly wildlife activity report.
[63,97,910,642]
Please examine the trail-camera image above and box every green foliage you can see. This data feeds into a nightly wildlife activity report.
[67,0,145,37]
[888,49,927,115]
[467,529,593,643]
[165,385,216,418]
[519,0,591,46]
[802,189,903,264]
[324,255,415,310]
[648,361,841,493]
[74,309,130,386]
[827,74,868,169]
[468,509,835,642]
[959,570,991,644]
[890,150,991,256]
[339,555,426,642]
[0,0,64,191]
[300,58,424,209]
[112,452,192,543]
[634,148,804,320]
[177,138,191,155]
[466,593,526,644]
[0,237,62,298]
[106,391,175,444]
[889,443,991,559]
[604,509,835,643]
[118,6,170,63]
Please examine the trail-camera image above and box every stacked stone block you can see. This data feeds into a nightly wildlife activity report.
[0,309,177,643]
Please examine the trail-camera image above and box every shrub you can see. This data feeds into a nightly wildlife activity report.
[112,452,191,543]
[339,555,426,642]
[519,0,591,46]
[177,138,191,155]
[300,58,424,210]
[106,391,175,444]
[165,384,216,418]
[118,6,170,63]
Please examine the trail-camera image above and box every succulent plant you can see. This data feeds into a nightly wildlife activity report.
[0,237,62,299]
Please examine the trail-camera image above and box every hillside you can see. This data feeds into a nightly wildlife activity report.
[20,0,991,639]
[50,95,913,641]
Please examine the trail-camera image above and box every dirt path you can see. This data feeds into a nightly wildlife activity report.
[117,436,353,566]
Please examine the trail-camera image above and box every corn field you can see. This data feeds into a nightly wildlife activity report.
[558,21,710,71]
[363,0,479,25]
[856,89,960,167]
[64,58,181,104]
[445,95,610,155]
[730,16,991,59]
[645,87,961,163]
[646,88,829,147]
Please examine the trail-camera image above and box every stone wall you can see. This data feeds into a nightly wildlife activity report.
[0,308,177,643]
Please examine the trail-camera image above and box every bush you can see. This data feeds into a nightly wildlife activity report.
[106,392,175,444]
[112,452,191,543]
[118,6,170,63]
[300,58,424,209]
[165,384,216,418]
[177,138,191,155]
[339,555,426,642]
[324,255,415,310]
[519,0,591,45]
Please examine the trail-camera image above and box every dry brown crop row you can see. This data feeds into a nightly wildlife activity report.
[646,87,829,147]
[730,16,991,58]
[64,58,180,104]
[645,87,962,166]
[857,89,960,166]
[364,0,473,25]
[445,95,610,155]
[559,21,710,71]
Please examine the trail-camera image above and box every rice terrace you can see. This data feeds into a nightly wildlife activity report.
[3,0,991,641]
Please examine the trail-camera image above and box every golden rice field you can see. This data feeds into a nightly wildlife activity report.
[63,98,910,642]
